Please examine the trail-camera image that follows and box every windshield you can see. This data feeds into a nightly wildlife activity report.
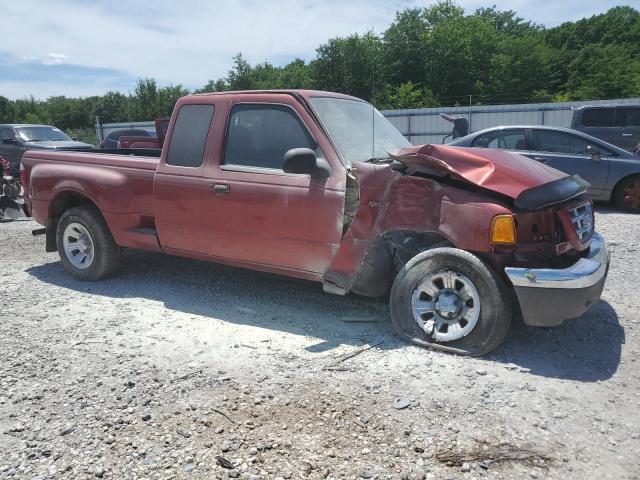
[16,126,71,142]
[309,97,411,165]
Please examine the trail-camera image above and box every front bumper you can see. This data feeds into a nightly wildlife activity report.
[505,232,609,327]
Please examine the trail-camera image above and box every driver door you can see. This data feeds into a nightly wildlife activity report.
[198,98,346,274]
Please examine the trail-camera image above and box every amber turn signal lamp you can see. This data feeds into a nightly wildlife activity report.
[491,215,516,244]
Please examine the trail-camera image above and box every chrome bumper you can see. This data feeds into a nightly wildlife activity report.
[505,232,609,327]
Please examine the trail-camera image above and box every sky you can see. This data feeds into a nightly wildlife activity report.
[0,0,630,100]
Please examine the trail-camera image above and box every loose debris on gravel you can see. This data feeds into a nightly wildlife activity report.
[435,439,552,468]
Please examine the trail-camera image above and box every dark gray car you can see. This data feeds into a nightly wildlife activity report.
[0,124,93,176]
[449,125,640,211]
[571,105,640,152]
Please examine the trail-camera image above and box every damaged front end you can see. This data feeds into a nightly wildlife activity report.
[325,143,609,329]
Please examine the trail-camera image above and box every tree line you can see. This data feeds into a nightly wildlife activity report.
[0,2,638,144]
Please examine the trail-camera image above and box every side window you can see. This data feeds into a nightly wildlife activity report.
[0,127,15,141]
[166,104,214,167]
[580,108,614,127]
[472,130,526,150]
[224,104,315,170]
[533,130,608,156]
[614,107,640,127]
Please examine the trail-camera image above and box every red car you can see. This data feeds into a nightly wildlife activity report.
[21,90,609,355]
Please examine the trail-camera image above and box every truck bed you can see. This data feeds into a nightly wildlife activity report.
[22,149,161,252]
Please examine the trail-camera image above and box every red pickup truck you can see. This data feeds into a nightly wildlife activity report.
[21,90,610,355]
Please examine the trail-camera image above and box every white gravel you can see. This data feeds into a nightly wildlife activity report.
[0,207,639,479]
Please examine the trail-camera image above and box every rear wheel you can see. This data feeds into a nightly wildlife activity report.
[614,175,640,212]
[390,248,512,356]
[56,205,120,281]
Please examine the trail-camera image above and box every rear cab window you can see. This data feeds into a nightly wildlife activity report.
[223,104,315,170]
[166,104,215,167]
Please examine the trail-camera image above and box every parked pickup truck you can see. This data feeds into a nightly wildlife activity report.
[116,117,170,150]
[21,90,610,355]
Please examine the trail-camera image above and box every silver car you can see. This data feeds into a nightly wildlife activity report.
[449,125,640,212]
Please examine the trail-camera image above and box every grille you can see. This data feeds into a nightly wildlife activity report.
[569,203,593,242]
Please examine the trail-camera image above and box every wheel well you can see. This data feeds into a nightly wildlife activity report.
[45,192,99,252]
[613,173,640,193]
[612,173,640,206]
[349,230,452,297]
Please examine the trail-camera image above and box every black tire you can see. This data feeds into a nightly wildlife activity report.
[390,248,512,356]
[56,205,121,281]
[613,174,640,212]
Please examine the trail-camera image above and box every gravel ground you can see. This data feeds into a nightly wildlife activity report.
[0,208,639,480]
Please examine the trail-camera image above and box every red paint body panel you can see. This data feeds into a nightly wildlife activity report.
[21,90,591,293]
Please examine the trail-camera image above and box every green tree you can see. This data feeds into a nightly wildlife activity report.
[129,78,160,121]
[474,6,540,36]
[375,82,438,109]
[0,96,13,122]
[423,0,464,28]
[227,53,254,90]
[312,31,384,101]
[382,9,431,87]
[428,16,498,101]
[565,43,640,99]
[194,79,228,93]
[485,35,553,103]
[158,85,189,116]
[96,91,130,123]
[279,59,312,89]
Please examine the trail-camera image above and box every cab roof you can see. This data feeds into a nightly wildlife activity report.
[191,89,364,102]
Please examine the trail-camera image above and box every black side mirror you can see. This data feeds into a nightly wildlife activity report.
[586,145,601,161]
[282,148,331,178]
[2,138,18,145]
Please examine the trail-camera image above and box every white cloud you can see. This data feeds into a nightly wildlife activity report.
[0,0,629,99]
[43,53,69,66]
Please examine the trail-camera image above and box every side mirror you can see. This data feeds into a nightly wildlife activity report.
[2,138,18,145]
[282,148,331,178]
[586,145,601,161]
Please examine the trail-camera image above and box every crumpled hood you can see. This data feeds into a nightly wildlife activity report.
[390,144,568,200]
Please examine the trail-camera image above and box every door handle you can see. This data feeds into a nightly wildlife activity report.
[622,133,633,137]
[210,183,230,194]
[532,157,549,164]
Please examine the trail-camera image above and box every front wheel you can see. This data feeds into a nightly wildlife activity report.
[56,205,121,281]
[390,248,512,356]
